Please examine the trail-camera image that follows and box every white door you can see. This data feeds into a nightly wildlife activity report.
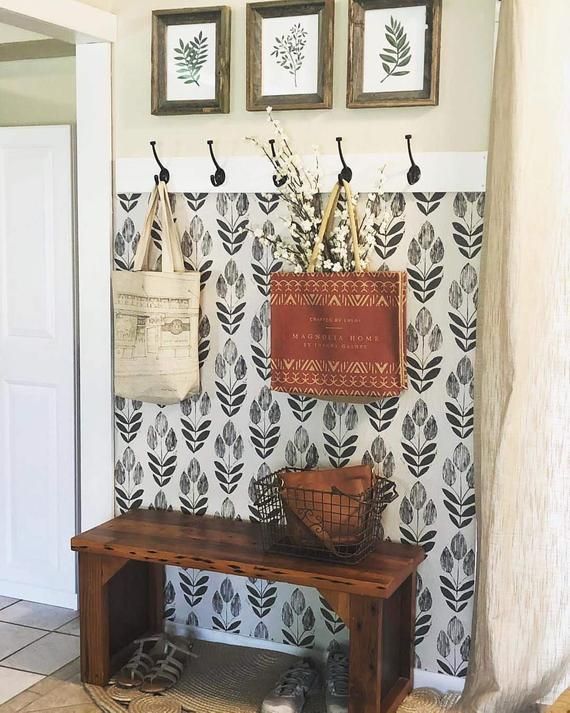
[0,126,77,609]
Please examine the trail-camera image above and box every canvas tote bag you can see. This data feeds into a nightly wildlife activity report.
[112,182,200,404]
[271,180,407,400]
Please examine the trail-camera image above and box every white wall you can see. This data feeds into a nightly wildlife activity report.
[0,23,47,41]
[112,0,496,159]
[0,55,76,126]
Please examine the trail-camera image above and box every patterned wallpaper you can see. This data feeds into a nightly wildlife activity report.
[113,189,483,677]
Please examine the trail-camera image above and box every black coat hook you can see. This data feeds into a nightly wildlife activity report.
[150,141,170,185]
[336,137,353,185]
[405,134,421,186]
[207,140,226,187]
[269,139,287,188]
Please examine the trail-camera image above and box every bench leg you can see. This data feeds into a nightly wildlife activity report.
[78,552,165,685]
[349,595,383,713]
[348,575,417,713]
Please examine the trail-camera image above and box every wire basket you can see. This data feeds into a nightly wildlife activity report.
[254,469,398,564]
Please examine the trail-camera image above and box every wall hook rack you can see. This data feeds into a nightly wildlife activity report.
[269,139,287,188]
[336,137,353,185]
[405,134,421,186]
[207,140,226,187]
[150,141,170,185]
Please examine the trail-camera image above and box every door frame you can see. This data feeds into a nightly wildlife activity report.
[0,2,117,540]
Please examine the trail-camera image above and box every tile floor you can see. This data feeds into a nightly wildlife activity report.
[0,599,82,709]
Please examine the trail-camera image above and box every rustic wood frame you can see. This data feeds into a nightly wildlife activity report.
[347,0,441,108]
[246,0,334,111]
[151,6,231,115]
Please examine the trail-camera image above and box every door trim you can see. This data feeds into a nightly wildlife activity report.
[0,2,117,548]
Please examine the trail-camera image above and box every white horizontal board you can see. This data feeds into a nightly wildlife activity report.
[116,152,487,194]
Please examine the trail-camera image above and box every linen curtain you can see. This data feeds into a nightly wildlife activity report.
[460,0,570,711]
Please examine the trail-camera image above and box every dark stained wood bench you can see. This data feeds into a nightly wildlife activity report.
[71,509,425,713]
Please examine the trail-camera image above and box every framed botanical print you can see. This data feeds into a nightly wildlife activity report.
[347,0,441,108]
[152,6,231,115]
[246,0,334,111]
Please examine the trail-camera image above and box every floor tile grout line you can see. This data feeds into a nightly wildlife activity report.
[0,621,72,635]
[0,630,52,666]
[0,631,80,676]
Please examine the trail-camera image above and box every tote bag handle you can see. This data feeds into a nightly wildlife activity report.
[307,180,362,274]
[133,181,185,273]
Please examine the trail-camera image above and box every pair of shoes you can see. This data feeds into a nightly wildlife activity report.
[261,658,318,713]
[261,648,349,713]
[114,633,195,694]
[325,648,349,713]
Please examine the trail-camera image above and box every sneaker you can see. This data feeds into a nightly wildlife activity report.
[325,649,349,713]
[261,658,318,713]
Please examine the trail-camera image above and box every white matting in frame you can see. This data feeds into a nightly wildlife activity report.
[261,13,319,96]
[362,5,427,94]
[166,22,217,101]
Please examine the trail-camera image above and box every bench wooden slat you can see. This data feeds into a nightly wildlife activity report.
[71,509,424,598]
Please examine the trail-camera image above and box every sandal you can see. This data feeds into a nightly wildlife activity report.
[115,635,167,689]
[139,635,195,694]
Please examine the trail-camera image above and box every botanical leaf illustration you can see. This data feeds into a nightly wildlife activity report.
[174,32,208,86]
[322,403,359,469]
[380,16,411,84]
[179,458,209,516]
[452,192,485,259]
[288,394,318,423]
[247,578,278,619]
[364,398,399,433]
[442,445,476,530]
[374,193,406,261]
[407,222,445,304]
[407,308,443,394]
[250,302,271,381]
[399,481,438,554]
[212,577,241,633]
[217,194,249,255]
[414,192,445,217]
[215,339,248,418]
[249,386,281,460]
[118,193,141,214]
[440,534,475,614]
[115,397,143,444]
[214,420,244,495]
[180,569,209,608]
[415,574,433,646]
[115,446,144,513]
[319,595,345,636]
[437,617,470,678]
[281,588,315,648]
[271,23,308,88]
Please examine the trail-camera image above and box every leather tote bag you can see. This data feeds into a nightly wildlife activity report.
[280,465,374,548]
[270,181,407,400]
[112,182,200,404]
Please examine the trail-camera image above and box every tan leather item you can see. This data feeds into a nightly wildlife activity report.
[280,465,373,548]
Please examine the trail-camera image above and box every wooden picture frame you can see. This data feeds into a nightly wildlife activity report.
[246,0,334,111]
[347,0,441,108]
[152,6,231,115]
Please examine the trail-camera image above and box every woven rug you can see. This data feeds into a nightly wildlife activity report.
[84,639,462,713]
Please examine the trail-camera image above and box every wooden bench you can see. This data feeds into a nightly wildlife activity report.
[71,509,425,713]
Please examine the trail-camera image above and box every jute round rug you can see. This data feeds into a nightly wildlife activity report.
[84,639,462,713]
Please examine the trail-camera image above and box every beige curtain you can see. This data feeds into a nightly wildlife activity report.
[460,1,570,711]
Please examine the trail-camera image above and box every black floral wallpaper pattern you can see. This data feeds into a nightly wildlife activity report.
[113,190,483,677]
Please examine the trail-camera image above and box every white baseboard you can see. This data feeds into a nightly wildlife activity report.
[165,622,465,694]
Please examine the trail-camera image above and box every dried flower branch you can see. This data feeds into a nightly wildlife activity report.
[246,108,386,273]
